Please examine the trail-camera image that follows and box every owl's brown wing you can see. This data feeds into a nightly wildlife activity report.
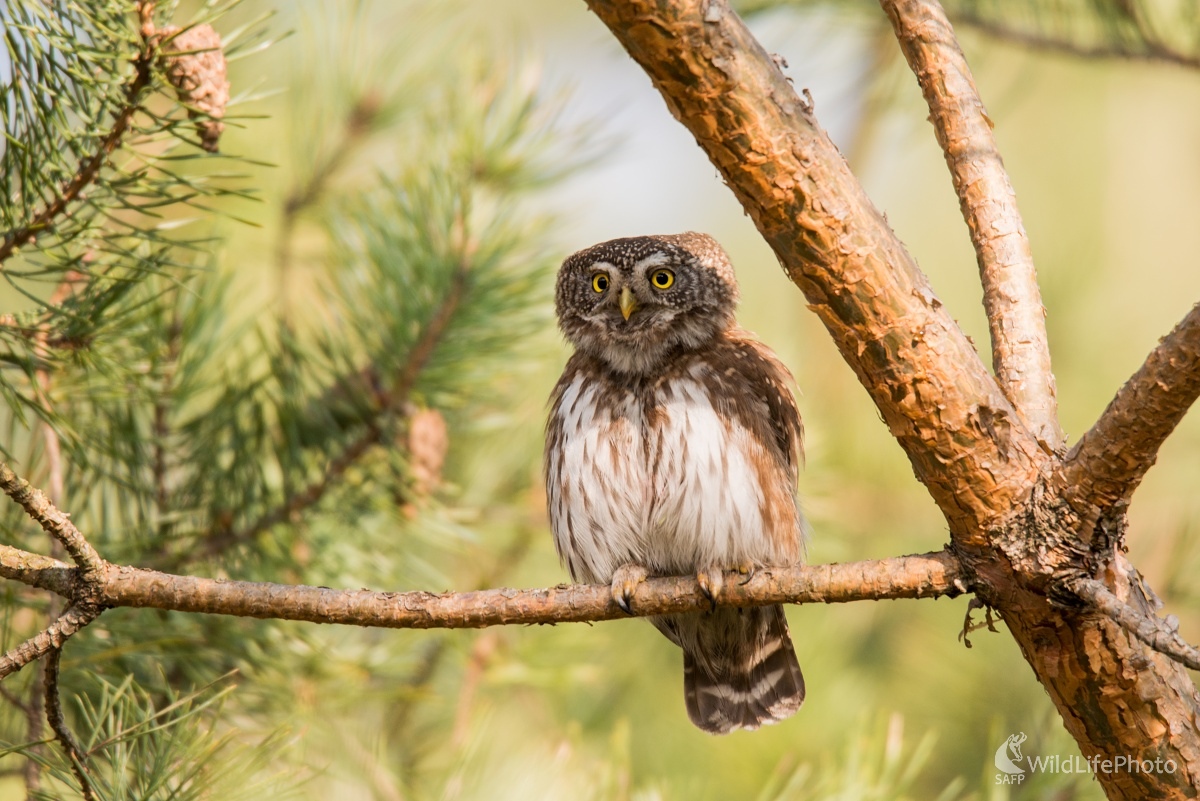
[679,332,806,733]
[718,329,804,480]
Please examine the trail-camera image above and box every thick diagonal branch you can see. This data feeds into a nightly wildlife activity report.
[1059,302,1200,510]
[881,0,1061,450]
[0,544,965,628]
[584,0,1048,541]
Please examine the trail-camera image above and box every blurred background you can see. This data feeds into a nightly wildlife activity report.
[1,0,1199,799]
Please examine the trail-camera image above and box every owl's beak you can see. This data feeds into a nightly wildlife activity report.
[618,286,639,321]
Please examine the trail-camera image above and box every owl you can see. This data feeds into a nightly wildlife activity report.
[545,232,806,734]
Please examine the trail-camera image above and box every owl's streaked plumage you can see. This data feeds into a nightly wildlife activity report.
[545,232,807,734]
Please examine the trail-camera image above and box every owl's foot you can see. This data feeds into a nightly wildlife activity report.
[610,564,649,615]
[696,568,725,612]
[735,560,757,586]
[697,563,756,608]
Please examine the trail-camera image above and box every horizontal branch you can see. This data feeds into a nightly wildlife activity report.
[1070,577,1200,672]
[881,0,1062,449]
[1059,302,1200,510]
[0,543,966,629]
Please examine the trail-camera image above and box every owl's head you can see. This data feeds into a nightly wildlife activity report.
[555,232,740,375]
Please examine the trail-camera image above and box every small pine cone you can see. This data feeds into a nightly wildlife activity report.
[160,25,229,153]
[407,408,449,498]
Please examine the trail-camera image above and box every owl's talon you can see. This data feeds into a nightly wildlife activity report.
[696,568,725,612]
[610,564,649,615]
[614,589,636,616]
[737,562,757,586]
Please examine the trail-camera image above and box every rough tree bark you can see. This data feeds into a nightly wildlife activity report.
[580,0,1200,798]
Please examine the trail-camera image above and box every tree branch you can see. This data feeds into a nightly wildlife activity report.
[0,464,103,578]
[1069,577,1200,672]
[44,647,96,801]
[583,0,1048,540]
[0,457,964,629]
[0,544,964,629]
[1059,302,1200,510]
[0,545,74,596]
[881,0,1062,450]
[0,606,101,680]
[104,550,963,627]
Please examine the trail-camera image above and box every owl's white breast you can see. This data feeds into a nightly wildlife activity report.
[547,368,795,584]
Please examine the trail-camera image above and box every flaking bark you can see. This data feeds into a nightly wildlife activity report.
[880,0,1062,450]
[1060,302,1200,513]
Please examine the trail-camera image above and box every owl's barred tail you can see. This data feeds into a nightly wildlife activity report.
[682,605,805,735]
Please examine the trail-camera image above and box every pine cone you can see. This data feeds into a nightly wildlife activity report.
[407,408,449,498]
[160,25,229,153]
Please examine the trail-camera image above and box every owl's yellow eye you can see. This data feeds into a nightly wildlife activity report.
[591,273,610,293]
[650,269,675,290]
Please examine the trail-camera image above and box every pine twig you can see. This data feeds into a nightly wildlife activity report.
[153,316,183,532]
[195,263,470,563]
[282,94,382,220]
[953,8,1200,71]
[0,605,102,680]
[1059,302,1200,512]
[880,0,1061,450]
[0,546,73,596]
[277,94,382,323]
[196,426,382,561]
[44,647,96,801]
[0,1,159,267]
[1070,577,1200,672]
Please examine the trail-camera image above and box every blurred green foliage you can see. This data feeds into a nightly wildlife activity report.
[0,0,1198,799]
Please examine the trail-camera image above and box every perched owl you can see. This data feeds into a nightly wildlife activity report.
[545,232,806,734]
